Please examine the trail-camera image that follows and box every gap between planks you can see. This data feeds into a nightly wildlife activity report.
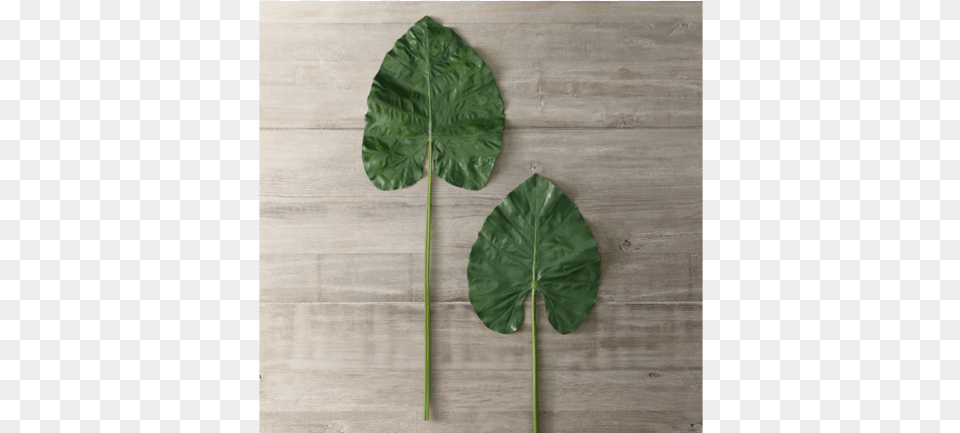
[258,126,704,131]
[260,301,702,305]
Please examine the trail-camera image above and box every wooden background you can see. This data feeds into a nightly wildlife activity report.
[260,2,702,432]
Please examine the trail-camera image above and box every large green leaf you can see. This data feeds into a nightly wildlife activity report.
[362,16,505,191]
[468,174,601,335]
[361,17,505,421]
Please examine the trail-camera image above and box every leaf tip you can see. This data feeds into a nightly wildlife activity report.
[528,172,550,187]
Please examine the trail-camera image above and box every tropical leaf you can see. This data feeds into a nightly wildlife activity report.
[467,174,601,433]
[362,16,505,191]
[360,16,505,421]
[468,173,601,335]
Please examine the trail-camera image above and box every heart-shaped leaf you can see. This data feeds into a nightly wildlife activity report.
[361,16,505,421]
[467,174,601,432]
[362,16,505,191]
[468,174,601,335]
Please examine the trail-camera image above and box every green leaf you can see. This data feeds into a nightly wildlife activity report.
[362,16,505,191]
[468,174,601,335]
[361,17,505,421]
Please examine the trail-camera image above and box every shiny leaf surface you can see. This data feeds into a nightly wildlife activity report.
[362,16,505,191]
[468,174,601,335]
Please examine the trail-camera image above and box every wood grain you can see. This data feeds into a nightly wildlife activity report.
[261,10,702,129]
[261,302,702,372]
[260,199,699,255]
[261,370,701,413]
[260,251,701,304]
[262,411,703,433]
[262,1,705,24]
[260,129,701,204]
[260,2,702,431]
[260,128,702,259]
[261,58,702,130]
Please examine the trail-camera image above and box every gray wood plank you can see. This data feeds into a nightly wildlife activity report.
[260,20,702,129]
[260,369,701,414]
[260,127,701,303]
[260,303,701,430]
[260,128,701,204]
[261,60,701,130]
[260,21,701,63]
[262,1,703,24]
[260,128,701,258]
[260,303,701,372]
[260,251,701,304]
[260,200,699,255]
[262,410,703,433]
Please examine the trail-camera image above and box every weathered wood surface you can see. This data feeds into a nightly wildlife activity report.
[261,251,701,304]
[260,129,701,252]
[259,129,701,206]
[261,2,702,432]
[262,1,706,24]
[262,370,701,413]
[261,3,702,130]
[261,303,701,372]
[262,411,703,433]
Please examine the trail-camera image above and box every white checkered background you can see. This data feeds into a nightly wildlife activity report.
[2,1,259,432]
[2,0,957,431]
[704,0,956,431]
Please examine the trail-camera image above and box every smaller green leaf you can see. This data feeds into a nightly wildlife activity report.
[468,174,601,335]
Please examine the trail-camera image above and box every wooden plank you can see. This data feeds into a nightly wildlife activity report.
[259,126,701,303]
[261,60,701,130]
[260,20,701,129]
[262,1,703,25]
[260,24,701,63]
[260,251,701,304]
[260,199,699,256]
[259,129,701,204]
[262,410,703,433]
[260,303,701,372]
[260,369,701,414]
[259,128,701,257]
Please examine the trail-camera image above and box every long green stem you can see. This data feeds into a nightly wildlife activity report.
[423,20,433,419]
[532,290,539,433]
[424,137,433,421]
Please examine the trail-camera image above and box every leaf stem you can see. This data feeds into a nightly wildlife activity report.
[424,136,433,421]
[532,289,539,433]
[423,18,434,420]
